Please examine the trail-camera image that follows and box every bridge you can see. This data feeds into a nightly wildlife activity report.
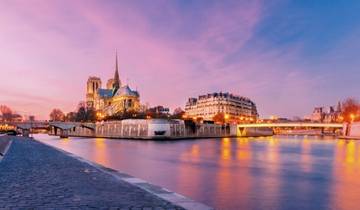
[3,121,345,138]
[3,122,96,138]
[237,122,343,128]
[237,122,343,136]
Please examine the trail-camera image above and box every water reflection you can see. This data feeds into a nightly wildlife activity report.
[93,138,110,166]
[301,137,312,172]
[331,140,360,210]
[36,134,360,210]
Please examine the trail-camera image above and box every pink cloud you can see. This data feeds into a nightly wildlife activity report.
[0,0,323,119]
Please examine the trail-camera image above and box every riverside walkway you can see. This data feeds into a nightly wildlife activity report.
[0,136,201,210]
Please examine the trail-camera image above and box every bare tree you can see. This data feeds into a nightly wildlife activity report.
[49,109,65,122]
[0,105,22,122]
[171,107,185,119]
[65,112,77,122]
[341,98,360,122]
[0,105,13,122]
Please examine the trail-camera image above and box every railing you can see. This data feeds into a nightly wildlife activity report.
[237,123,343,128]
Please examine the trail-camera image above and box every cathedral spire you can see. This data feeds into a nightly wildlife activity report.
[336,101,342,112]
[113,51,120,91]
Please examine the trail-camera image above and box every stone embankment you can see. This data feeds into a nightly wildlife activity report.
[49,119,272,139]
[0,136,212,210]
[0,135,11,159]
[341,122,360,140]
[50,119,236,139]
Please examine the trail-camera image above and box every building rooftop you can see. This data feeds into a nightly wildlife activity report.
[97,89,113,98]
[115,85,139,97]
[189,92,254,104]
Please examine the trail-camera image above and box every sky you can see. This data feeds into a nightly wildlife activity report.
[0,0,360,120]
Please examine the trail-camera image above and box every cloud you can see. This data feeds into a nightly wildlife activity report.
[1,0,354,119]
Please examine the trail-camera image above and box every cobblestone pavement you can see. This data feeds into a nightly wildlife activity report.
[0,136,10,156]
[0,136,184,210]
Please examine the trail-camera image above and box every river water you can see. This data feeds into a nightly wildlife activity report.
[35,134,360,210]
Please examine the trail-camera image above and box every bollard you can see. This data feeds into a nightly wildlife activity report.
[22,129,30,138]
[59,129,69,138]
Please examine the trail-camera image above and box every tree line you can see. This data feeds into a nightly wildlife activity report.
[49,106,96,122]
[0,105,22,122]
[49,105,185,122]
[49,97,360,123]
[341,98,360,122]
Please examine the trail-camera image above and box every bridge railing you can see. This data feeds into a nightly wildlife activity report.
[237,123,343,128]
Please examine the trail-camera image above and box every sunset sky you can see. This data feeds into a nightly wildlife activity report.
[1,0,360,120]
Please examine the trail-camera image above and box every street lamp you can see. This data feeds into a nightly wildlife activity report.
[338,116,344,122]
[350,113,355,123]
[96,112,104,121]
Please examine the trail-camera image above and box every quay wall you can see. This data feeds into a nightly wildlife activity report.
[276,129,323,135]
[237,127,274,137]
[343,122,360,138]
[0,136,11,157]
[50,119,240,139]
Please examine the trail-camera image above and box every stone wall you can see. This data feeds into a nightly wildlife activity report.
[50,119,238,139]
[237,127,273,137]
[0,136,11,159]
[345,122,360,137]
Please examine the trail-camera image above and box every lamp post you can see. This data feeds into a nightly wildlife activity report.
[224,114,229,124]
[350,113,355,123]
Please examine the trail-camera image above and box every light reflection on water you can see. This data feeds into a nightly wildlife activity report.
[35,134,360,210]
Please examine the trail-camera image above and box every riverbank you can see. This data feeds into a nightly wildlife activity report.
[0,136,212,209]
[49,120,274,140]
[0,135,11,159]
[36,134,360,210]
[341,122,360,140]
[339,135,360,140]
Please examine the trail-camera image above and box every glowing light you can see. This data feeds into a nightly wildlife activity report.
[345,141,356,164]
[96,112,105,121]
[350,114,356,122]
[191,145,200,157]
[270,115,278,120]
[221,138,231,161]
[237,122,343,128]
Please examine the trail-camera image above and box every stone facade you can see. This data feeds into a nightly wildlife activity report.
[86,53,140,117]
[49,119,238,139]
[310,102,342,123]
[343,122,360,137]
[185,92,258,123]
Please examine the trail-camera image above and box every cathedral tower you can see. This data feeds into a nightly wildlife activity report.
[86,77,101,108]
[113,52,121,91]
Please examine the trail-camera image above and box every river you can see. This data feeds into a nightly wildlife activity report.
[35,134,360,210]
